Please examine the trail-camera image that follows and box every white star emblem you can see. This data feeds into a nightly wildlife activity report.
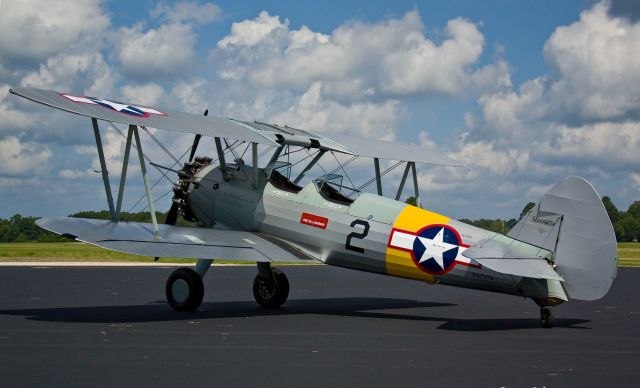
[61,94,165,116]
[417,228,458,270]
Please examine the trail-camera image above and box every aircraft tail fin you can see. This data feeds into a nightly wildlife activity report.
[508,176,618,301]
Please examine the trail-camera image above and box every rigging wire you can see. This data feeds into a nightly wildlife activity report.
[126,146,192,214]
[128,137,246,213]
[348,160,404,197]
[331,151,357,194]
[140,125,180,164]
[107,122,176,186]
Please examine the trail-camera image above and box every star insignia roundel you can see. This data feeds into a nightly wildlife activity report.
[411,225,461,274]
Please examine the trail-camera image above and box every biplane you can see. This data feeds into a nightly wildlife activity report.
[10,87,618,327]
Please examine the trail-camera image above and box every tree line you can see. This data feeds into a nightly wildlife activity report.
[0,211,190,243]
[0,196,638,242]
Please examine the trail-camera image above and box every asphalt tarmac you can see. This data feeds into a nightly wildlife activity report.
[0,265,638,388]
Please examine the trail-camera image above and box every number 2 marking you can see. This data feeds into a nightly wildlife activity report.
[346,219,370,254]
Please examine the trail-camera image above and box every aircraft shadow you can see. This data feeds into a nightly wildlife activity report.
[0,297,589,331]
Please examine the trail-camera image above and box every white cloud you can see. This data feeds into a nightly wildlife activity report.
[0,85,34,131]
[113,23,196,79]
[59,169,95,180]
[380,16,484,95]
[631,173,640,189]
[0,136,52,176]
[215,11,508,100]
[269,82,401,139]
[542,2,640,121]
[535,121,640,169]
[449,1,640,215]
[0,0,109,64]
[121,83,165,105]
[20,52,116,96]
[171,78,209,113]
[73,126,126,177]
[470,1,640,137]
[218,11,287,49]
[449,139,521,176]
[151,1,222,25]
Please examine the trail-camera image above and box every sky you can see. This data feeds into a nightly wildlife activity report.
[0,0,639,220]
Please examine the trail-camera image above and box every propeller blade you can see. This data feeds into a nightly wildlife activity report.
[188,134,202,162]
[168,109,207,227]
[165,202,179,225]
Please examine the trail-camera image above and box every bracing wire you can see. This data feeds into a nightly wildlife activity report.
[348,160,404,197]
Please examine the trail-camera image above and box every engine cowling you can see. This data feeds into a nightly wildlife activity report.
[171,156,213,223]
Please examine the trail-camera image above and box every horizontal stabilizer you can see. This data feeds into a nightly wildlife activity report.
[37,217,314,262]
[472,258,563,281]
[462,233,561,280]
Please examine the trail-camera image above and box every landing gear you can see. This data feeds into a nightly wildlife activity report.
[540,306,554,328]
[165,259,212,311]
[253,264,289,308]
[166,268,204,311]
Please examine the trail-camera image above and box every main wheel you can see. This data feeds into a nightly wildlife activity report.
[166,268,204,311]
[540,306,554,328]
[253,268,289,308]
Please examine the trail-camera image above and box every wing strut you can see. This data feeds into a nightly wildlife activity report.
[90,118,159,235]
[115,125,134,219]
[214,137,229,181]
[395,162,412,201]
[132,125,159,235]
[374,157,383,196]
[393,162,421,207]
[411,162,421,208]
[293,150,326,184]
[91,118,116,220]
[252,142,259,188]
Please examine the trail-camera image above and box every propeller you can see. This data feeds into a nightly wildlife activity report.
[164,109,207,226]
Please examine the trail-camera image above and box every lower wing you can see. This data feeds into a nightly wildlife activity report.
[37,217,316,263]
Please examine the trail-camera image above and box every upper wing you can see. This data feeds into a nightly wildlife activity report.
[37,217,316,263]
[10,87,461,166]
[321,133,460,167]
[10,87,279,146]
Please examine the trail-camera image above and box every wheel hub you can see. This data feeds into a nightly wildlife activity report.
[258,279,275,300]
[171,279,189,303]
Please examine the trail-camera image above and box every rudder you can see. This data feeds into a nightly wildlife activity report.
[509,176,617,301]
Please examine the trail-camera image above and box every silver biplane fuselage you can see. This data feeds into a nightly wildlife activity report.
[188,163,566,307]
[11,87,618,328]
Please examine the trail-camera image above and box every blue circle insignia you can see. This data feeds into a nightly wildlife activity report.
[412,225,461,274]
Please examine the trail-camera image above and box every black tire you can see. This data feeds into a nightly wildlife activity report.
[540,306,554,328]
[166,268,204,311]
[252,267,289,308]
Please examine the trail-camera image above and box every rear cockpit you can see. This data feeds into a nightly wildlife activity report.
[268,168,355,207]
[313,174,354,206]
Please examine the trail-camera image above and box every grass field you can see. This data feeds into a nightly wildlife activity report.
[0,242,197,264]
[0,242,638,266]
[618,242,640,267]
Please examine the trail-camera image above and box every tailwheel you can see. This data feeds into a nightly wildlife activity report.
[253,267,289,308]
[540,306,554,328]
[166,268,204,311]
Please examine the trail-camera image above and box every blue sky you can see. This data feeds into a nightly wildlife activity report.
[1,0,639,220]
